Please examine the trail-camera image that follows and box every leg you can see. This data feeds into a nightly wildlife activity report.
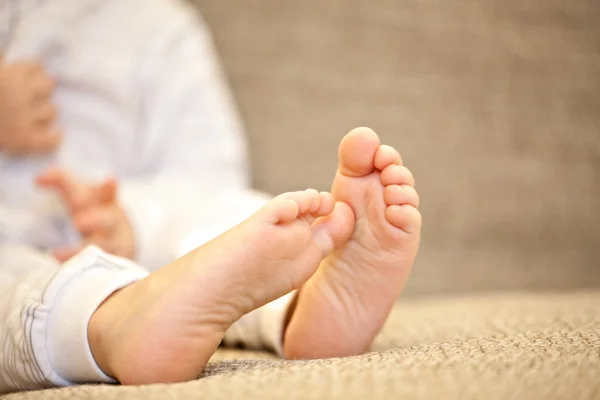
[284,127,422,359]
[0,244,151,394]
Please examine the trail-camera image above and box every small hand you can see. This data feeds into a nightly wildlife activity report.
[36,167,136,262]
[0,58,61,155]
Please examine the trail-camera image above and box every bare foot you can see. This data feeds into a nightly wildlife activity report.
[88,189,350,385]
[284,127,422,359]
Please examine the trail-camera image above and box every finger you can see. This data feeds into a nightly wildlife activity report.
[95,177,118,204]
[29,75,56,104]
[34,103,57,125]
[25,127,62,155]
[75,205,120,235]
[19,60,44,76]
[36,165,89,210]
[76,177,117,207]
[36,165,75,194]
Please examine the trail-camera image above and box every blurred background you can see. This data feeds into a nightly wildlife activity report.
[190,0,600,296]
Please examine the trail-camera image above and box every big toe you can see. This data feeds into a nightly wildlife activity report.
[338,127,381,177]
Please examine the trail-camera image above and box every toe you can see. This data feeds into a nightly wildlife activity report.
[385,205,422,235]
[381,165,415,187]
[305,189,322,213]
[312,202,355,256]
[374,145,403,170]
[279,190,320,214]
[302,189,325,224]
[263,197,299,224]
[337,127,380,178]
[315,192,335,217]
[383,185,419,208]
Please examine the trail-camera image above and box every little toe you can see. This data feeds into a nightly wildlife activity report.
[383,185,419,208]
[385,204,422,235]
[374,145,403,170]
[381,165,415,187]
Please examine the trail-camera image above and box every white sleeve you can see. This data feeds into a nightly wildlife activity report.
[118,15,262,271]
[0,245,148,394]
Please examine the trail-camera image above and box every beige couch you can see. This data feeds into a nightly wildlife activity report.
[5,0,599,399]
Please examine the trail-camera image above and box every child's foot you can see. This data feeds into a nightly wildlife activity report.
[88,189,352,385]
[284,127,421,359]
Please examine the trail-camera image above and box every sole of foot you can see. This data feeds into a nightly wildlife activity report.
[284,127,422,359]
[88,188,352,385]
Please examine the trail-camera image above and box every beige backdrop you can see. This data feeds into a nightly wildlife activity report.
[191,0,600,295]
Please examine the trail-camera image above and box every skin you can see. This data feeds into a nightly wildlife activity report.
[86,128,422,385]
[0,57,61,155]
[36,167,136,261]
[284,127,421,359]
[88,189,347,384]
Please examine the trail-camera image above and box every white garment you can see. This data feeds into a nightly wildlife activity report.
[0,0,252,268]
[0,245,292,394]
[0,0,292,393]
[0,246,146,393]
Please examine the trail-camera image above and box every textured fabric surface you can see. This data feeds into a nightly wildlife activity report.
[189,0,600,295]
[3,290,599,399]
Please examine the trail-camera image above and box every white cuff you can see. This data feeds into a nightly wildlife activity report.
[32,246,148,385]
